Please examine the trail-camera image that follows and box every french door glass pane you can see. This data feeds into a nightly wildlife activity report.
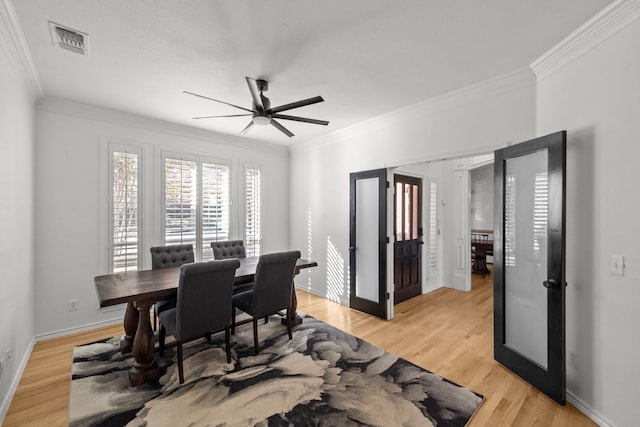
[504,149,549,369]
[355,177,380,302]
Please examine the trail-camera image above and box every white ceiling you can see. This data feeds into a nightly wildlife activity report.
[13,0,612,145]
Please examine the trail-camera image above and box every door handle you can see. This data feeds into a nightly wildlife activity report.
[349,247,355,252]
[543,279,560,289]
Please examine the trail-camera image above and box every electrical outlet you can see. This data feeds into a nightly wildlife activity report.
[68,299,79,312]
[610,255,625,276]
[568,349,578,369]
[6,348,11,360]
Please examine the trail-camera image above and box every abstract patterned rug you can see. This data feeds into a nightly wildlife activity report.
[69,314,483,426]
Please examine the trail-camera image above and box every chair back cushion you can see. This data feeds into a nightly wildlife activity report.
[175,259,240,341]
[150,244,194,269]
[251,250,301,317]
[211,240,246,260]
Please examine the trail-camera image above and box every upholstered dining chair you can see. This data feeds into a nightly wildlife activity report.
[211,240,253,293]
[231,250,301,355]
[158,259,240,384]
[150,244,194,331]
[211,240,246,260]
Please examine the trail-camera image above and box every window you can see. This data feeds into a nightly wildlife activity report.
[109,147,140,272]
[245,166,262,256]
[163,153,230,261]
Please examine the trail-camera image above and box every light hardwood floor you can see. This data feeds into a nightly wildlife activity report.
[4,270,595,426]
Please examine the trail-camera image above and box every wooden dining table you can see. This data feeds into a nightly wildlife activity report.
[94,256,317,386]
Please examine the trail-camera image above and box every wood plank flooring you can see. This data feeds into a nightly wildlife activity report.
[3,269,595,426]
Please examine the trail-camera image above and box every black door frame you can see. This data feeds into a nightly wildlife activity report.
[349,168,388,318]
[493,130,567,404]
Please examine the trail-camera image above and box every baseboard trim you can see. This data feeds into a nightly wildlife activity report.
[35,317,124,342]
[0,336,35,424]
[567,391,614,427]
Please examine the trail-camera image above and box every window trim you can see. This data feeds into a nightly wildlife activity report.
[101,138,146,274]
[242,161,263,257]
[160,149,232,262]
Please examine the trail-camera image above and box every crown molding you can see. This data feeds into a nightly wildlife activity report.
[37,96,289,155]
[531,0,640,82]
[0,0,44,99]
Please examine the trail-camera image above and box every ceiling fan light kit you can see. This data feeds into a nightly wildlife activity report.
[184,77,329,137]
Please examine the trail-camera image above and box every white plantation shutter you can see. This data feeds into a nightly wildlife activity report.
[111,150,140,272]
[164,158,197,248]
[428,181,438,274]
[202,163,230,260]
[245,166,262,257]
[163,154,230,261]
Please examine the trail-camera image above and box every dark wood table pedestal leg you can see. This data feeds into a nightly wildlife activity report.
[283,282,303,327]
[128,300,160,386]
[120,302,137,354]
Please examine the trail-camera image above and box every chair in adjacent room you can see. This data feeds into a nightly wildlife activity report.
[158,258,240,384]
[471,233,489,278]
[231,250,301,355]
[211,240,253,293]
[150,244,195,331]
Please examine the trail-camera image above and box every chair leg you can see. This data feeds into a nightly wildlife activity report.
[177,342,184,384]
[231,307,236,335]
[225,326,231,363]
[253,318,259,355]
[264,316,268,324]
[158,326,166,356]
[286,307,293,340]
[153,306,157,331]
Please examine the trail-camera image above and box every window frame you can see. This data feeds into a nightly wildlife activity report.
[104,140,145,274]
[160,149,232,262]
[242,162,263,257]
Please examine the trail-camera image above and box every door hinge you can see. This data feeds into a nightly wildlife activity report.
[386,236,390,244]
[386,292,390,300]
[386,181,390,188]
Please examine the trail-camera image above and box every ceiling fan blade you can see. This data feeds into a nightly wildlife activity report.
[268,96,324,114]
[240,121,254,135]
[183,90,253,113]
[270,119,294,137]
[193,114,252,119]
[245,77,264,111]
[271,114,329,126]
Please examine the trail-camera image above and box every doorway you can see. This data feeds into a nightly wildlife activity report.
[393,174,423,304]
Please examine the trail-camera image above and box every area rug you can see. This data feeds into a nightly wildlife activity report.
[69,313,483,426]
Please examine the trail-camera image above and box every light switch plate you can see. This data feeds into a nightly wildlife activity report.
[610,254,625,276]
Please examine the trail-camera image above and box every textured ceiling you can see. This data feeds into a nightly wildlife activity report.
[13,0,612,145]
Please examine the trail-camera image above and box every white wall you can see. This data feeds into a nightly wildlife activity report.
[290,69,536,305]
[33,98,291,337]
[535,6,640,426]
[0,8,37,415]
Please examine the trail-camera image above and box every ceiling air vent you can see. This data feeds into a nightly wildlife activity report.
[49,22,89,56]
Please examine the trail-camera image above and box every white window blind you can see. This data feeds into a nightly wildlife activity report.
[163,155,230,261]
[111,150,139,272]
[428,181,438,274]
[202,162,230,260]
[245,166,262,257]
[164,158,197,248]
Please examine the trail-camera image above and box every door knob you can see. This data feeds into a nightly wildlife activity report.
[543,279,559,289]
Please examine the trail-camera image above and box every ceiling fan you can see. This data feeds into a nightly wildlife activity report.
[184,77,329,137]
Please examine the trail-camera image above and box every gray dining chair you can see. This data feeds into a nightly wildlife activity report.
[211,240,246,260]
[211,240,253,293]
[158,259,240,384]
[150,244,194,331]
[232,250,301,355]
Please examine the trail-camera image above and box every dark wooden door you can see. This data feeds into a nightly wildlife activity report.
[494,131,566,404]
[349,168,388,319]
[393,174,423,304]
